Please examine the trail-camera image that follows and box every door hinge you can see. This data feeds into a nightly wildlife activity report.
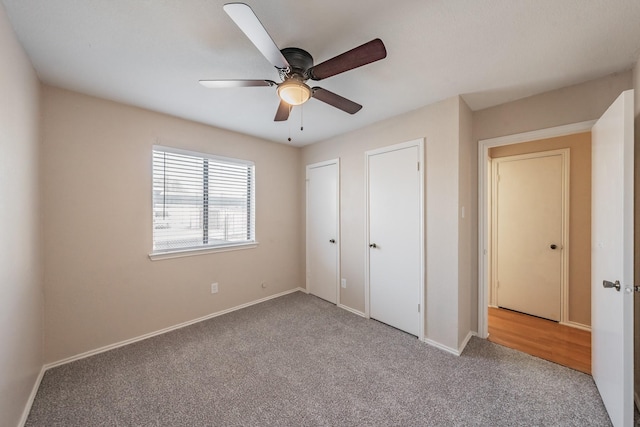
[418,303,420,313]
[417,162,420,171]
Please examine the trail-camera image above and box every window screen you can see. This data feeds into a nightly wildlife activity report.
[152,146,255,253]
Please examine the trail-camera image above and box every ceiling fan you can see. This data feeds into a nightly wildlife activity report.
[199,3,387,122]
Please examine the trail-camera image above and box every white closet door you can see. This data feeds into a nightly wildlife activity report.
[306,160,339,304]
[368,143,422,336]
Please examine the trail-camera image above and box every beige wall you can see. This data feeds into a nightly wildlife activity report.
[41,86,303,363]
[0,4,44,426]
[489,132,592,326]
[473,71,632,142]
[302,96,468,351]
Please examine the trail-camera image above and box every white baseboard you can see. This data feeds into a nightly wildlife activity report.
[337,303,366,318]
[45,287,305,370]
[560,320,591,332]
[19,365,46,427]
[421,338,463,356]
[458,331,476,354]
[422,331,476,357]
[302,288,364,318]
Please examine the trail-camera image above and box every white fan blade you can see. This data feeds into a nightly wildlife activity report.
[223,3,290,70]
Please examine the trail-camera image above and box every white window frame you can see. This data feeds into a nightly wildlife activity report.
[149,145,257,261]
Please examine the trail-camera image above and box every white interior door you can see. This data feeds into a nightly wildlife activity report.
[591,89,634,427]
[493,151,566,321]
[367,141,423,337]
[306,160,339,304]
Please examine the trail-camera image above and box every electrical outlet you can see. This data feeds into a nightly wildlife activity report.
[341,278,347,289]
[211,283,219,294]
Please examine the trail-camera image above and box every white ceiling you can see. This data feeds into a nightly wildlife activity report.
[3,0,640,146]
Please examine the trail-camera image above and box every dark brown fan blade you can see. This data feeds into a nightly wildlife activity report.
[199,80,275,88]
[307,39,386,81]
[274,99,291,121]
[223,3,290,70]
[311,87,362,114]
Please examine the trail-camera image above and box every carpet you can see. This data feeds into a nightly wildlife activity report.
[26,291,611,426]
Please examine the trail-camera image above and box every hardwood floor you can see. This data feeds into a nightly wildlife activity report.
[488,306,591,374]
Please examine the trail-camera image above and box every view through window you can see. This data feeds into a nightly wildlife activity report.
[152,146,255,253]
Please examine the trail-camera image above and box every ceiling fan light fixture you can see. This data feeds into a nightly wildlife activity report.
[277,79,311,106]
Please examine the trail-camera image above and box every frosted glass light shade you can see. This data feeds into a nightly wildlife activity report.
[277,79,311,106]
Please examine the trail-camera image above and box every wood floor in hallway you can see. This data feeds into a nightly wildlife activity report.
[488,306,591,374]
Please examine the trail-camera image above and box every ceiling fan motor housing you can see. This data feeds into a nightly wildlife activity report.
[281,47,313,79]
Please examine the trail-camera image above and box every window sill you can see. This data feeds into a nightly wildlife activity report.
[149,242,259,261]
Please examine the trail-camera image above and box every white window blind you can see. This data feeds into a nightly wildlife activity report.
[152,145,255,254]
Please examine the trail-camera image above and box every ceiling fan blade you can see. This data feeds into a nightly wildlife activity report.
[223,3,290,70]
[199,79,275,88]
[308,39,387,81]
[274,99,291,121]
[311,87,362,114]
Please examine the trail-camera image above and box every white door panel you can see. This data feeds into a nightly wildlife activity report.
[368,143,422,336]
[591,90,634,427]
[307,161,339,304]
[494,152,565,321]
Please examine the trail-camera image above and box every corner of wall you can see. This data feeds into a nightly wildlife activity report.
[457,96,475,346]
[0,3,45,425]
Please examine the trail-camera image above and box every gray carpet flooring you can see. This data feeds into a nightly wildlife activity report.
[27,291,612,426]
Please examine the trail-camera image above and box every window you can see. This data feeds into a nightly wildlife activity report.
[152,145,255,256]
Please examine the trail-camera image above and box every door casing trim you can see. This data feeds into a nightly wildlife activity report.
[477,121,596,338]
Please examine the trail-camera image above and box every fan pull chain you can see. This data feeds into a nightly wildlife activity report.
[287,105,292,142]
[300,103,304,131]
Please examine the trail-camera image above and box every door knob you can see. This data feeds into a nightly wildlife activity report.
[602,280,621,291]
[369,243,377,248]
[329,239,336,243]
[550,244,558,250]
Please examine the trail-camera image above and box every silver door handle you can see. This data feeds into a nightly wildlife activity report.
[602,280,620,291]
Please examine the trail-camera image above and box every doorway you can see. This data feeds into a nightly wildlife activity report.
[480,92,636,425]
[480,129,593,372]
[306,159,340,304]
[365,139,424,337]
[480,130,593,331]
